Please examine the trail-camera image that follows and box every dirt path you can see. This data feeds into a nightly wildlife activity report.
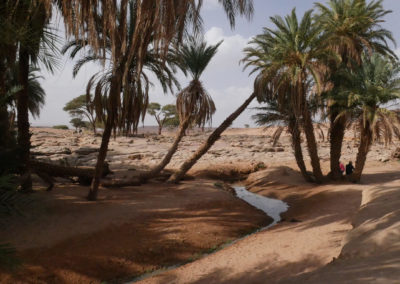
[137,164,399,284]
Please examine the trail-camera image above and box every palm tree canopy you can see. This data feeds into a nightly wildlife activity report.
[252,100,289,128]
[56,0,253,77]
[4,65,45,119]
[177,80,216,127]
[348,55,400,107]
[315,0,396,66]
[342,54,400,132]
[61,1,184,132]
[243,9,338,113]
[27,69,45,118]
[176,37,220,127]
[177,36,222,80]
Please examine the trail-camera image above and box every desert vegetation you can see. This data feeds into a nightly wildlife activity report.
[1,0,400,283]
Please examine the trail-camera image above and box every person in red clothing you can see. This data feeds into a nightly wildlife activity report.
[339,161,345,175]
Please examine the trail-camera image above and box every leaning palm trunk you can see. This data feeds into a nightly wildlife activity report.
[352,123,373,182]
[87,75,121,201]
[168,92,256,183]
[288,119,312,182]
[17,49,32,192]
[140,117,190,181]
[302,103,324,183]
[329,113,347,180]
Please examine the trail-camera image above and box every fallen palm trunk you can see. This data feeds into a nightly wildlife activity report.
[31,160,111,190]
[31,149,72,156]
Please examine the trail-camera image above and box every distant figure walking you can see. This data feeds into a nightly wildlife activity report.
[346,161,354,175]
[339,161,345,175]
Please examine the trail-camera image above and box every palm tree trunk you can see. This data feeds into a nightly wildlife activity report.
[17,48,32,192]
[288,118,312,182]
[140,118,190,181]
[0,61,11,148]
[329,113,346,180]
[302,104,324,183]
[89,114,97,136]
[87,75,120,201]
[168,92,256,183]
[351,123,372,182]
[92,120,97,136]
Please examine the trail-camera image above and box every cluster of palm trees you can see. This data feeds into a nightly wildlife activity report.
[0,1,58,191]
[0,0,254,200]
[1,0,400,202]
[247,0,400,183]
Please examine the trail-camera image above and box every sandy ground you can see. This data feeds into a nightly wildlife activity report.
[136,162,400,284]
[1,127,399,283]
[136,166,362,283]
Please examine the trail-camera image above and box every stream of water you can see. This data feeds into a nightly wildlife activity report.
[233,186,289,228]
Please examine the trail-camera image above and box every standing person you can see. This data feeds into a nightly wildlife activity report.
[339,161,345,175]
[346,161,354,175]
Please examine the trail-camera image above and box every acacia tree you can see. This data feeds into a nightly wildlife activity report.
[63,95,97,135]
[315,0,396,180]
[70,117,86,131]
[147,103,177,135]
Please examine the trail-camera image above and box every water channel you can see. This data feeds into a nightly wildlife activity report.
[233,186,289,228]
[130,186,288,283]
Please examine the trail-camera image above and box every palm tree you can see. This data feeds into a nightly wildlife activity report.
[168,9,333,184]
[140,37,219,181]
[240,9,336,183]
[10,1,58,192]
[168,91,257,183]
[341,55,400,182]
[252,98,312,182]
[6,67,46,129]
[56,0,254,200]
[315,0,396,179]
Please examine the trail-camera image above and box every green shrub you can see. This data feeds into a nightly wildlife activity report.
[52,125,69,130]
[254,162,266,171]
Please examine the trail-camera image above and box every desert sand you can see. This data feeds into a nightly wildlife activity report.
[1,126,399,283]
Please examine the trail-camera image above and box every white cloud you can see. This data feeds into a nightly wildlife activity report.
[203,27,250,83]
[201,27,257,127]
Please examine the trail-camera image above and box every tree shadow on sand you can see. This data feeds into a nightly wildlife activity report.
[0,182,270,283]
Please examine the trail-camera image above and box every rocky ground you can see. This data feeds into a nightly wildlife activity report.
[30,126,396,176]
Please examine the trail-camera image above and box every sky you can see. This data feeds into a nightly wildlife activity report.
[33,0,400,128]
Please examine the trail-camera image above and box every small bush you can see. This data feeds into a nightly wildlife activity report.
[52,125,69,130]
[254,162,266,171]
